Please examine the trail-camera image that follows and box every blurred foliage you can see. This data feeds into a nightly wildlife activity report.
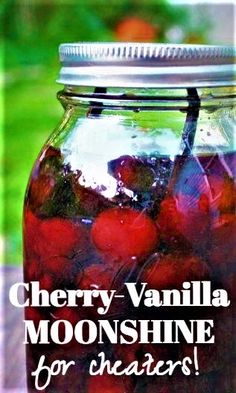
[2,0,210,68]
[1,0,211,264]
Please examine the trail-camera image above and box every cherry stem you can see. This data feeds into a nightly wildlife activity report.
[87,87,107,117]
[181,88,201,156]
[167,88,201,193]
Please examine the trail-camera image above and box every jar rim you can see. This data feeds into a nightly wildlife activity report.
[58,42,236,88]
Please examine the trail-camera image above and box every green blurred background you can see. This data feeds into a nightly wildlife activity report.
[1,0,235,265]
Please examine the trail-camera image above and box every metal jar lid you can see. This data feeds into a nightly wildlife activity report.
[58,42,235,88]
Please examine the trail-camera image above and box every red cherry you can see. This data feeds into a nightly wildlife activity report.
[87,374,128,393]
[41,255,72,278]
[28,146,61,211]
[37,218,86,259]
[24,256,55,293]
[24,212,92,279]
[39,273,54,292]
[78,264,127,318]
[24,259,41,281]
[142,253,210,290]
[91,207,159,262]
[28,173,56,210]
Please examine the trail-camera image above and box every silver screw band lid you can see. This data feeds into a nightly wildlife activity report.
[58,42,236,88]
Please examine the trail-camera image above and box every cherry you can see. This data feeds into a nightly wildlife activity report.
[38,273,54,292]
[28,173,56,210]
[36,218,86,260]
[41,256,72,278]
[24,258,41,281]
[24,215,88,278]
[28,146,62,211]
[141,253,210,290]
[109,155,155,192]
[91,207,159,262]
[24,256,71,291]
[78,264,127,319]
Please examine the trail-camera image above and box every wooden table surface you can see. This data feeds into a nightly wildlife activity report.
[1,266,27,392]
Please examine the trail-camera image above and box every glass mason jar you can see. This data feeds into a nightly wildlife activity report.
[23,43,236,393]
